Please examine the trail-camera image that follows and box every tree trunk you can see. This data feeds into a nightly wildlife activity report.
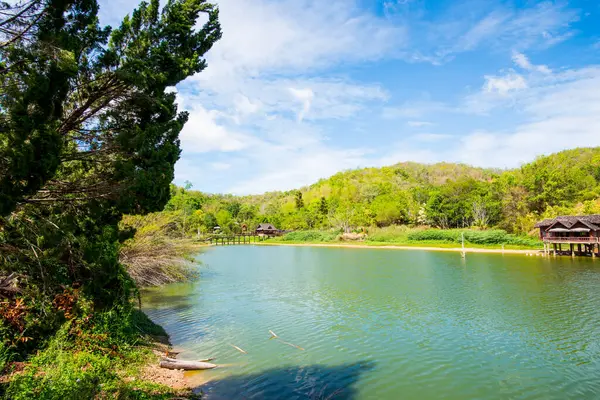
[159,358,217,370]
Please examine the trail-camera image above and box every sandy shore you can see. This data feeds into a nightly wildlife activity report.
[256,242,541,255]
[140,343,219,393]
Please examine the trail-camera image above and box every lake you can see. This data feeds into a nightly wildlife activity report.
[142,245,600,399]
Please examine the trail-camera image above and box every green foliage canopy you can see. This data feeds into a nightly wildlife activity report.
[0,0,221,356]
[164,148,600,237]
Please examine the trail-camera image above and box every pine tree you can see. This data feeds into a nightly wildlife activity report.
[319,196,328,215]
[0,0,221,353]
[295,190,304,209]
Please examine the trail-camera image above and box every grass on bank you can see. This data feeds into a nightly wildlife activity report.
[267,226,542,250]
[1,213,209,399]
[1,307,196,400]
[120,212,207,287]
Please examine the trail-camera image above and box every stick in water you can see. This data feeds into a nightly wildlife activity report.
[229,344,247,354]
[279,340,305,351]
[268,329,305,351]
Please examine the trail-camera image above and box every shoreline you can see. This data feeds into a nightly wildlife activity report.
[140,346,197,392]
[255,242,540,254]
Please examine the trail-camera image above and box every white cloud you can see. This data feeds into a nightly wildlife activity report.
[179,106,253,153]
[194,0,405,84]
[233,94,261,117]
[210,162,232,171]
[229,146,369,194]
[377,63,600,171]
[407,2,579,63]
[383,101,449,119]
[512,51,551,74]
[456,66,600,167]
[483,72,527,95]
[407,121,434,127]
[376,147,442,167]
[98,0,140,27]
[412,133,452,142]
[186,75,388,124]
[289,88,314,122]
[96,0,591,193]
[464,2,577,51]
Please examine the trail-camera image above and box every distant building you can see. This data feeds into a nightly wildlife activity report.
[535,215,600,256]
[256,223,278,236]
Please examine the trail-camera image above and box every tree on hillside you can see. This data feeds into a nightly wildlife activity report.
[227,201,241,218]
[216,209,232,231]
[472,200,489,228]
[164,148,600,235]
[329,203,354,233]
[318,196,328,215]
[416,204,428,225]
[203,212,218,230]
[0,0,221,354]
[189,209,205,237]
[238,203,256,222]
[520,149,600,212]
[295,190,304,209]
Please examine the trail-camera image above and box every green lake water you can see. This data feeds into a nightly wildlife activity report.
[142,246,600,399]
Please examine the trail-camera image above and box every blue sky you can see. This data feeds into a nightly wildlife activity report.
[98,0,600,194]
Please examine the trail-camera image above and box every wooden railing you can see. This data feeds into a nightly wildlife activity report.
[208,234,265,245]
[544,237,599,243]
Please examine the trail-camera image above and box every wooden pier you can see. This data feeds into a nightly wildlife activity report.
[543,238,600,257]
[209,234,268,245]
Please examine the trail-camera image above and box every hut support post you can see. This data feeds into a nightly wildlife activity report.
[553,243,557,256]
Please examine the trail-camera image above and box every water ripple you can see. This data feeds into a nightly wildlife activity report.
[142,246,600,399]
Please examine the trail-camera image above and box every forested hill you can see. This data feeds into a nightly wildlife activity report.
[168,147,600,235]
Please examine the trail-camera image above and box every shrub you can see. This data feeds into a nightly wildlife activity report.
[407,229,541,247]
[119,212,202,287]
[4,309,182,400]
[407,229,460,242]
[280,231,338,242]
[366,226,410,242]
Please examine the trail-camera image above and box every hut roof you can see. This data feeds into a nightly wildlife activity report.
[256,223,277,231]
[534,218,555,228]
[535,215,600,230]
